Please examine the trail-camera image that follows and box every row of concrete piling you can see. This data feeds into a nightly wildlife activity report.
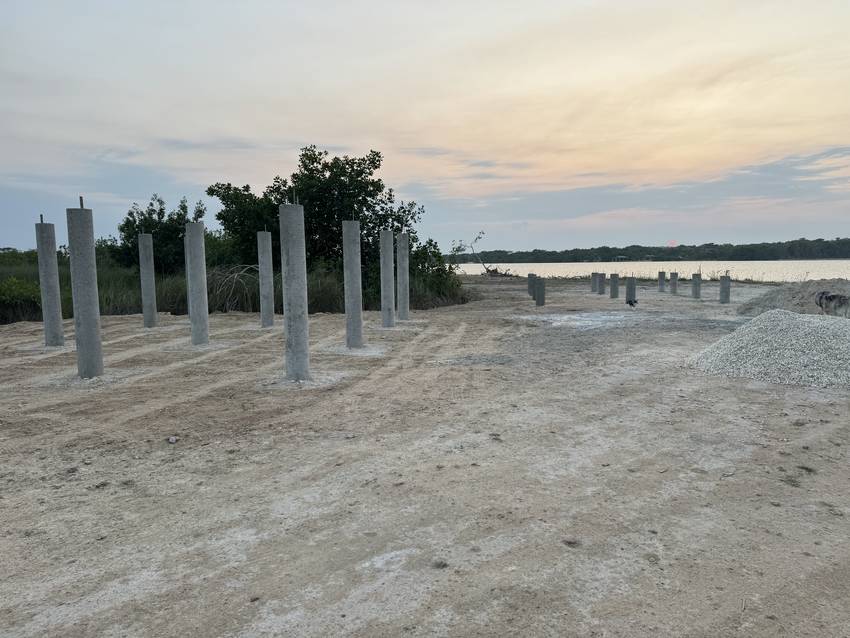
[524,270,732,307]
[34,202,410,382]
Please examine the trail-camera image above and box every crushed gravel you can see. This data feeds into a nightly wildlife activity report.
[738,279,850,316]
[692,309,850,387]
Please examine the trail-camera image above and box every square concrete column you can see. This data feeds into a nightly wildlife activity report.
[591,272,598,292]
[626,277,637,305]
[670,272,679,295]
[183,232,192,319]
[35,220,64,346]
[658,271,666,292]
[691,274,702,299]
[528,273,537,296]
[719,275,731,304]
[257,230,275,328]
[342,220,364,348]
[534,277,545,306]
[185,222,209,345]
[279,204,311,381]
[380,230,395,328]
[597,273,606,295]
[396,232,410,320]
[138,233,157,328]
[609,274,620,299]
[66,205,103,378]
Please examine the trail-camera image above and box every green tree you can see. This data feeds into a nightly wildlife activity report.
[115,194,206,273]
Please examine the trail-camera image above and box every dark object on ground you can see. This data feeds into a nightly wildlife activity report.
[815,291,850,317]
[626,299,638,308]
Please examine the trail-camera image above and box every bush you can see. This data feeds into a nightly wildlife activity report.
[0,277,42,324]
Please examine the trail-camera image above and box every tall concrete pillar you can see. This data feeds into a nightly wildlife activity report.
[597,273,606,295]
[658,271,666,292]
[342,220,364,348]
[185,222,209,345]
[184,232,192,319]
[591,272,598,292]
[626,277,637,305]
[528,273,537,296]
[138,233,157,328]
[257,231,274,328]
[396,232,410,320]
[279,204,311,381]
[719,275,731,304]
[534,277,545,306]
[35,220,64,346]
[609,274,620,299]
[380,230,395,328]
[670,272,679,295]
[66,205,103,378]
[691,274,702,299]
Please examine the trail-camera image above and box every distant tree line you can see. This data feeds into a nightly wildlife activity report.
[448,238,850,263]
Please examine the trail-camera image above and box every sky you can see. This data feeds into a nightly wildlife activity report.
[2,0,850,252]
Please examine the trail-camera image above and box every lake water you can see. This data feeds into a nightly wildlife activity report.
[455,260,850,283]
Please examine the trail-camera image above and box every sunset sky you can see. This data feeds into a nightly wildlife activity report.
[2,0,849,251]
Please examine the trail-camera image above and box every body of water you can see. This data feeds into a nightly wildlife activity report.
[455,260,850,283]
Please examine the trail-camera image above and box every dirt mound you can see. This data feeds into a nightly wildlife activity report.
[738,279,850,316]
[693,309,850,387]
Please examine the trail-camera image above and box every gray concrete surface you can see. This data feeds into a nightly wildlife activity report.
[257,231,275,328]
[626,276,637,305]
[66,206,103,378]
[670,272,679,295]
[597,273,606,295]
[35,220,64,346]
[692,274,702,299]
[396,233,410,320]
[534,277,545,306]
[342,220,364,349]
[138,233,157,328]
[719,275,731,304]
[609,273,620,299]
[279,204,311,381]
[186,222,209,345]
[658,271,666,292]
[380,230,395,328]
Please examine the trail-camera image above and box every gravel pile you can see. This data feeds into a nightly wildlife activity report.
[692,309,850,387]
[738,279,850,316]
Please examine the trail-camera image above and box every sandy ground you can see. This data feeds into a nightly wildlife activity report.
[1,278,848,637]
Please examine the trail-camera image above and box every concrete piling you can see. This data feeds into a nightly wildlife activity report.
[138,233,157,328]
[658,271,666,292]
[342,220,364,348]
[591,272,598,292]
[66,205,103,378]
[528,273,537,296]
[670,272,679,295]
[257,231,274,328]
[534,277,545,306]
[380,230,395,328]
[279,204,311,380]
[610,273,620,299]
[626,277,637,305]
[185,222,209,345]
[35,220,64,346]
[719,275,731,304]
[184,232,192,319]
[691,274,702,299]
[396,232,410,320]
[597,273,606,295]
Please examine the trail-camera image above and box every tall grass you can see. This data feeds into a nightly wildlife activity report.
[1,259,470,324]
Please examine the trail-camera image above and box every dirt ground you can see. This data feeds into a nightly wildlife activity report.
[1,277,848,637]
